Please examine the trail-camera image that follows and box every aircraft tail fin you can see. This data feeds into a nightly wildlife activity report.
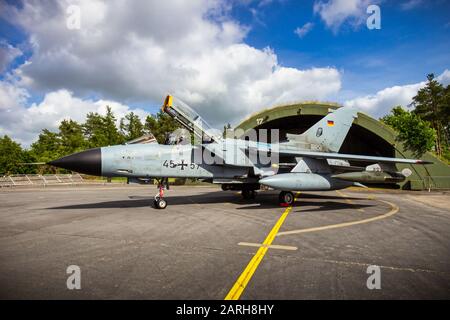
[293,107,357,152]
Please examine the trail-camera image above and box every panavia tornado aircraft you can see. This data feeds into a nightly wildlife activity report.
[48,95,431,209]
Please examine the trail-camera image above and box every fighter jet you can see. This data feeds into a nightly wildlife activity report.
[48,95,431,209]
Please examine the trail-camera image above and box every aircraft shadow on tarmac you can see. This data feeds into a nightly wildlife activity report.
[46,190,374,212]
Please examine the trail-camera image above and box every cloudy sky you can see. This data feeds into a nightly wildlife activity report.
[0,0,449,146]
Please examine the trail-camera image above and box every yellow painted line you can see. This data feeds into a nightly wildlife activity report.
[238,242,298,251]
[225,192,300,300]
[335,190,365,212]
[277,199,398,237]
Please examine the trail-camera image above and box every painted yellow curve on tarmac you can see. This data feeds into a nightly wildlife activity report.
[277,199,398,237]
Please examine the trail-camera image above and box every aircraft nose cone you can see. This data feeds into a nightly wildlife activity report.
[48,148,102,176]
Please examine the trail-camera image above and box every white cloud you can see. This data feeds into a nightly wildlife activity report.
[0,42,22,74]
[294,22,314,38]
[313,0,373,32]
[344,82,424,118]
[344,69,450,118]
[400,0,423,11]
[0,81,149,146]
[256,0,271,7]
[437,69,450,84]
[0,81,28,111]
[0,0,341,136]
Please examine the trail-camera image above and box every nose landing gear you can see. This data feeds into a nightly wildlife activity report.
[154,178,169,209]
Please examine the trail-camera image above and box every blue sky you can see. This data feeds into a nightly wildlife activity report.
[228,0,450,96]
[0,0,449,145]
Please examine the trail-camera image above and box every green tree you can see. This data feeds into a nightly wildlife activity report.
[84,106,125,147]
[103,106,125,145]
[120,112,144,141]
[59,119,87,154]
[411,74,447,156]
[144,112,180,144]
[0,135,32,174]
[381,106,436,157]
[83,112,108,147]
[442,84,450,146]
[30,129,63,164]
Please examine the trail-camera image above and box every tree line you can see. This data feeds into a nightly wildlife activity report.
[0,107,179,174]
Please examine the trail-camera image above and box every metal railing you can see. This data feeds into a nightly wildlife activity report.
[0,174,85,188]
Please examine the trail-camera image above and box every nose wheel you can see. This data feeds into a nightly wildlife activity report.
[154,178,169,209]
[279,191,295,206]
[154,198,167,209]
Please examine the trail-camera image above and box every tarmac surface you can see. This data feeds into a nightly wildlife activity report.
[0,185,449,299]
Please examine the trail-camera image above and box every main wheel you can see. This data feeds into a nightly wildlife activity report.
[156,199,167,209]
[279,191,294,206]
[242,189,250,200]
[242,189,257,200]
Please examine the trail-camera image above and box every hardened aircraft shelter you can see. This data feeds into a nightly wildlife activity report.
[235,102,450,190]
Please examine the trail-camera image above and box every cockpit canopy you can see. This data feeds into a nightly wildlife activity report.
[162,95,222,143]
[125,133,157,145]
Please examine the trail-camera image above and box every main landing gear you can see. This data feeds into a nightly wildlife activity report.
[154,178,169,209]
[278,191,295,206]
[242,189,257,200]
